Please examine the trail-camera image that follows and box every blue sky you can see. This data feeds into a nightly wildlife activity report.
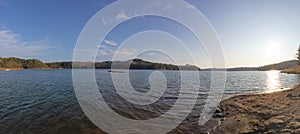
[1,0,300,68]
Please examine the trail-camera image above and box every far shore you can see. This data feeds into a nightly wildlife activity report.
[204,83,300,133]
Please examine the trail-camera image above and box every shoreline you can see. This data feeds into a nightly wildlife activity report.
[281,65,300,74]
[0,68,23,71]
[0,68,54,71]
[207,83,300,133]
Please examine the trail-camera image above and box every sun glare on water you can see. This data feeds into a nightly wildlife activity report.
[265,70,287,93]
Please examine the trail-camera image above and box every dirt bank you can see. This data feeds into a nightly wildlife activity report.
[210,84,300,133]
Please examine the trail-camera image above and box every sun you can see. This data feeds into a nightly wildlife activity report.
[266,39,280,55]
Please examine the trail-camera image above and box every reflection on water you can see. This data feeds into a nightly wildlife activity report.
[265,70,286,93]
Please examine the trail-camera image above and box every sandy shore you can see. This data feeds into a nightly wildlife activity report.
[208,84,300,133]
[0,68,23,70]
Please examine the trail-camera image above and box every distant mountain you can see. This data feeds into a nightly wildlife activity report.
[0,57,49,69]
[258,60,298,71]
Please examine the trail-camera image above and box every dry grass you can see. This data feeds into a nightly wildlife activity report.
[281,65,300,74]
[212,84,300,133]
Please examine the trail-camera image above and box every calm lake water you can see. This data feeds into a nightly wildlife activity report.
[0,70,299,133]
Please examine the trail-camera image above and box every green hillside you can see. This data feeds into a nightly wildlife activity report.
[0,57,200,70]
[0,57,49,69]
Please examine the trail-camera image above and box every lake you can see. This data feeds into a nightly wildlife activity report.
[0,70,299,133]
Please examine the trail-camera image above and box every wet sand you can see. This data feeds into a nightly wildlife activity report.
[210,84,300,134]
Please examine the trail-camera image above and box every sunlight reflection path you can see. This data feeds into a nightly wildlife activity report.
[265,70,287,93]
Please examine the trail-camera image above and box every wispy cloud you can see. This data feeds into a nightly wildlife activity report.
[116,11,130,20]
[101,16,107,25]
[142,0,196,11]
[0,29,51,57]
[104,39,117,46]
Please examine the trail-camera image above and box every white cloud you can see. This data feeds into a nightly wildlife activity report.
[104,39,117,46]
[114,48,137,58]
[183,4,196,9]
[163,1,172,9]
[116,11,130,20]
[99,44,107,48]
[98,49,114,56]
[0,29,51,57]
[101,16,107,25]
[98,47,137,61]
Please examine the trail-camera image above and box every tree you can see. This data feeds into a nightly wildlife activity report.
[297,45,300,64]
[3,60,23,68]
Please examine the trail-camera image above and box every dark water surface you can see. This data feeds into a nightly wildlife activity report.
[0,70,299,133]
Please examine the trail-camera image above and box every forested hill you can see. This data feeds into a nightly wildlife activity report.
[47,58,201,70]
[258,60,298,71]
[0,57,49,69]
[2,57,298,71]
[0,57,200,70]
